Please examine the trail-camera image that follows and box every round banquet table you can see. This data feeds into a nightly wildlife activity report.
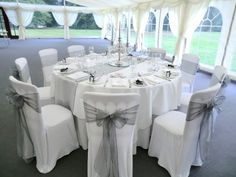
[51,54,182,151]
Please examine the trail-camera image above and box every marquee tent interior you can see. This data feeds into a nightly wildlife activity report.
[1,0,236,78]
[0,0,236,177]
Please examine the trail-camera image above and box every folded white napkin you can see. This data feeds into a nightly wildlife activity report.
[54,65,69,70]
[111,78,129,87]
[145,75,166,85]
[66,71,89,81]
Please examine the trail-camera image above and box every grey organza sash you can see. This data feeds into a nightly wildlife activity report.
[84,102,139,177]
[12,66,21,81]
[181,60,199,75]
[186,95,225,162]
[7,88,40,160]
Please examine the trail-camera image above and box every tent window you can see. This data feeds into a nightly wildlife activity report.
[26,11,63,38]
[231,55,236,72]
[144,12,156,48]
[190,7,222,66]
[161,13,177,54]
[121,14,128,44]
[70,13,101,38]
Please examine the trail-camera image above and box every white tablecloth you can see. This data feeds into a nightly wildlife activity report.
[51,57,182,150]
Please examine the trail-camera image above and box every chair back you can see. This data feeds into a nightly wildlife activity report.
[181,53,199,75]
[15,57,32,83]
[148,48,166,59]
[67,45,85,57]
[9,76,43,159]
[181,83,221,172]
[83,92,140,177]
[9,75,41,116]
[39,48,58,86]
[209,65,227,86]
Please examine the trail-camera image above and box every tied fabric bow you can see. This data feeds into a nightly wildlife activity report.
[84,102,139,177]
[187,95,225,162]
[6,87,40,160]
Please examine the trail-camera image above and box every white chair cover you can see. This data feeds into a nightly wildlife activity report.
[209,65,227,87]
[8,76,78,173]
[39,48,58,86]
[148,47,166,60]
[148,83,222,177]
[15,57,54,106]
[67,45,85,57]
[180,65,227,113]
[15,57,32,83]
[181,53,199,93]
[83,92,140,177]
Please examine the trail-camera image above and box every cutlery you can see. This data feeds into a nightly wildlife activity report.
[153,74,171,81]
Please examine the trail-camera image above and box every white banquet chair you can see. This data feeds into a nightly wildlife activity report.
[148,47,166,60]
[39,48,58,86]
[9,76,79,173]
[180,53,200,93]
[148,83,221,177]
[180,65,227,113]
[83,92,140,177]
[15,57,54,106]
[67,45,85,57]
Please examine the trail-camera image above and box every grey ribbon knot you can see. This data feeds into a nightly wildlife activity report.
[187,95,225,162]
[6,87,40,160]
[11,66,21,81]
[84,102,139,177]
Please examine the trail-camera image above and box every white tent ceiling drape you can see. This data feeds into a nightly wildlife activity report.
[169,0,211,63]
[52,10,78,39]
[0,0,225,62]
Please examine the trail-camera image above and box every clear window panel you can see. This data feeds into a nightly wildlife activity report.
[10,23,19,36]
[162,13,177,54]
[120,14,128,45]
[69,13,101,38]
[144,12,156,48]
[190,7,222,66]
[230,55,236,72]
[25,12,63,38]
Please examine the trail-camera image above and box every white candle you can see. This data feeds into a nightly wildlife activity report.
[119,21,121,39]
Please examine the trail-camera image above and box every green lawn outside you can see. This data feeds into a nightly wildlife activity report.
[231,55,236,72]
[23,28,236,72]
[25,28,102,38]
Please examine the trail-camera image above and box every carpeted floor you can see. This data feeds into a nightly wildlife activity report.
[0,38,235,177]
